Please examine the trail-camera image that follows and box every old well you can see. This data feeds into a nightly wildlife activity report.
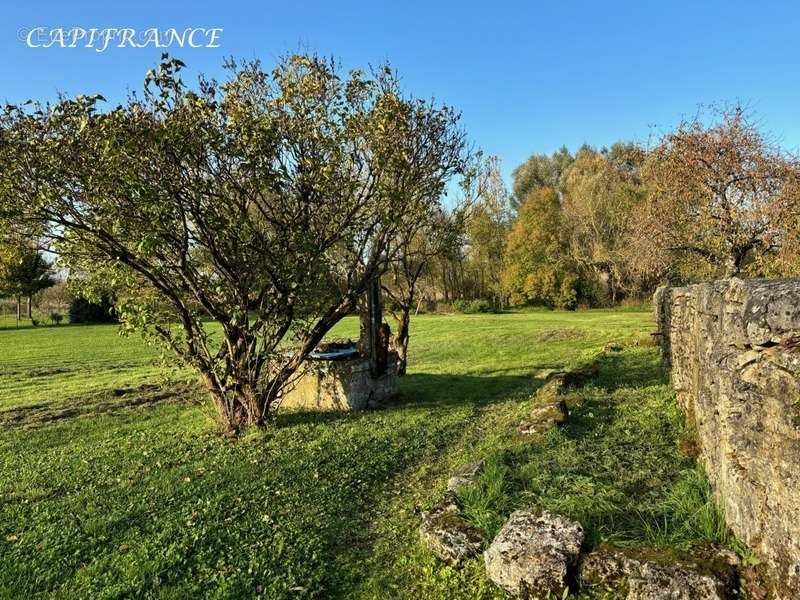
[280,278,399,411]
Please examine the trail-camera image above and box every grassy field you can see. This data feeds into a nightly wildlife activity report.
[0,310,728,598]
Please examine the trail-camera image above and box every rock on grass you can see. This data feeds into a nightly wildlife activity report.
[581,545,734,599]
[518,398,568,434]
[446,460,485,491]
[484,509,585,598]
[419,493,484,565]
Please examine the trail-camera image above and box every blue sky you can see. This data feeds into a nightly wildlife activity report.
[2,1,799,183]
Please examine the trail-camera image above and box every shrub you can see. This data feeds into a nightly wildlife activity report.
[469,300,494,313]
[453,299,495,314]
[68,295,118,324]
[554,273,579,310]
[452,299,468,313]
[49,312,63,325]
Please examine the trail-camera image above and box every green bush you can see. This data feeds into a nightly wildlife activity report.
[452,299,494,314]
[451,299,467,313]
[469,299,494,313]
[49,312,64,325]
[68,295,118,324]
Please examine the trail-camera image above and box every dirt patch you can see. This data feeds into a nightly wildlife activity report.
[536,328,587,342]
[0,381,202,429]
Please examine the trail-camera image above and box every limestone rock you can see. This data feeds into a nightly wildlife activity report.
[580,546,644,585]
[581,546,730,599]
[419,493,484,565]
[655,279,800,597]
[628,562,726,600]
[519,399,568,434]
[484,509,585,597]
[447,460,485,491]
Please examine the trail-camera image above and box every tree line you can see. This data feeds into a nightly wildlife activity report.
[399,105,800,311]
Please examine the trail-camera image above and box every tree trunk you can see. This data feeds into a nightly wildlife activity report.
[201,373,278,435]
[725,251,743,278]
[16,296,21,327]
[394,309,411,376]
[725,242,758,278]
[609,272,618,305]
[27,296,32,319]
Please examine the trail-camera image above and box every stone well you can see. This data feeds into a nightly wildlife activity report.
[280,351,399,411]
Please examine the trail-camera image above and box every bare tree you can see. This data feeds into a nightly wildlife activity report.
[382,207,466,375]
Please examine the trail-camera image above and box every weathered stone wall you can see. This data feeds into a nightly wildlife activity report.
[655,279,800,598]
[280,353,398,411]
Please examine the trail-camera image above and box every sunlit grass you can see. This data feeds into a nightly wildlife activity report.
[0,309,725,599]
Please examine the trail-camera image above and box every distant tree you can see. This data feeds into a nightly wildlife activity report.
[501,187,578,309]
[0,244,54,323]
[68,294,118,324]
[636,106,798,278]
[383,207,465,375]
[36,281,70,313]
[511,146,573,209]
[464,156,511,307]
[0,54,468,433]
[561,143,645,303]
[768,185,800,276]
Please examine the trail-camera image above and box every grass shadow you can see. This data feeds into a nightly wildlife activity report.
[591,347,668,391]
[276,370,542,428]
[0,382,201,430]
[456,348,721,553]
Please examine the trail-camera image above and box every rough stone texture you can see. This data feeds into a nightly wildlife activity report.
[627,565,724,600]
[447,460,485,492]
[554,361,600,389]
[580,545,732,599]
[518,368,580,435]
[419,493,484,565]
[484,509,585,598]
[655,278,800,598]
[518,398,569,434]
[280,353,398,411]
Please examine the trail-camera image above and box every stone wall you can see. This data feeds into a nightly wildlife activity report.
[654,279,800,598]
[280,353,398,411]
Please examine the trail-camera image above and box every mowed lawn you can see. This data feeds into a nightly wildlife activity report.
[0,310,726,598]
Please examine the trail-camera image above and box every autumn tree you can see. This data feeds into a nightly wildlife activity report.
[0,54,468,433]
[464,156,511,306]
[561,143,645,303]
[501,187,578,309]
[637,106,798,278]
[511,146,573,209]
[768,177,800,276]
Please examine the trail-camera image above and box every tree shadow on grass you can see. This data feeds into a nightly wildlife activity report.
[461,347,696,553]
[0,382,201,430]
[4,352,672,598]
[276,369,546,429]
[591,347,668,391]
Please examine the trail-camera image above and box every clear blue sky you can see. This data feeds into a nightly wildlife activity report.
[2,0,799,183]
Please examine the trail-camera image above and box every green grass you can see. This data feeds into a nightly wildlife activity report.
[0,310,726,598]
